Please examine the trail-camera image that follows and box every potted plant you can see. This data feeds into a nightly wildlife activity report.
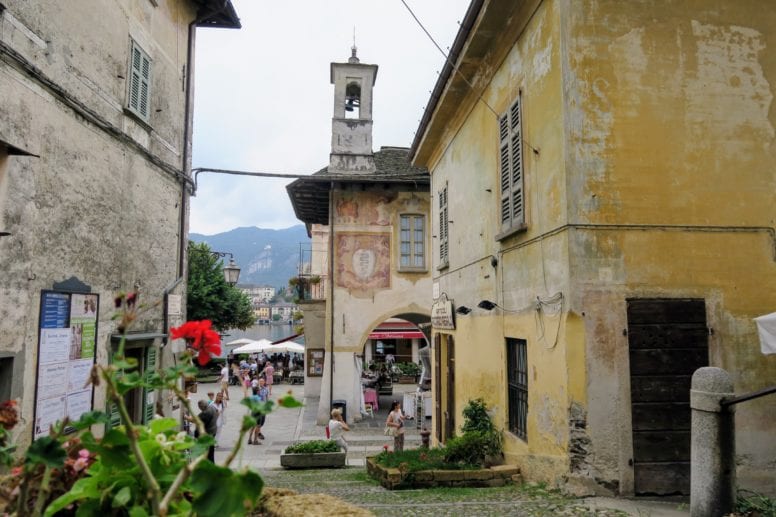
[280,440,345,469]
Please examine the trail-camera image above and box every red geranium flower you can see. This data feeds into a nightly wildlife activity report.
[170,320,221,365]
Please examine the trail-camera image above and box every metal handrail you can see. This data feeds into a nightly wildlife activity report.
[720,385,776,407]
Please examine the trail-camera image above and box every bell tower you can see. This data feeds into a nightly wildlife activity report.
[329,46,378,173]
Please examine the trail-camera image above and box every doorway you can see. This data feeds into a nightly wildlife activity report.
[627,298,708,495]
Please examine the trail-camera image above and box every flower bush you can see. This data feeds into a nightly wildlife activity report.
[0,291,301,516]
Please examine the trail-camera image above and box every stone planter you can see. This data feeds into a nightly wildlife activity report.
[280,451,346,469]
[366,457,521,490]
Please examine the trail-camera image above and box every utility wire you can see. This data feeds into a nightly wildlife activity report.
[399,0,498,117]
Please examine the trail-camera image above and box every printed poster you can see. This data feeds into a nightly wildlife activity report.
[34,291,99,439]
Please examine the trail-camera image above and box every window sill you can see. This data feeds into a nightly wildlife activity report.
[506,429,527,443]
[436,262,449,272]
[123,107,152,132]
[398,268,428,274]
[495,223,528,242]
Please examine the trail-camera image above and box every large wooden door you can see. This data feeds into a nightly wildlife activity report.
[627,299,708,495]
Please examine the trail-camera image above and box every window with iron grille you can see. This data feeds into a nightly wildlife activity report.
[127,40,152,121]
[498,93,524,233]
[506,338,527,440]
[399,214,425,270]
[438,185,448,267]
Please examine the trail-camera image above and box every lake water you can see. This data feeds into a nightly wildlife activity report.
[219,323,304,356]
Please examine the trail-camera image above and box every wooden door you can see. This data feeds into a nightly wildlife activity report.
[434,334,442,443]
[627,299,708,495]
[444,336,455,441]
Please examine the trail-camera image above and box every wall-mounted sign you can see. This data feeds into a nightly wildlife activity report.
[307,348,325,377]
[34,291,99,439]
[431,299,455,330]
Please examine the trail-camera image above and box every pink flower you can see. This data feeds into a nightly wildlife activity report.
[78,448,89,459]
[72,457,88,472]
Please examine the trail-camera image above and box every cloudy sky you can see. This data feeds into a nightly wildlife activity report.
[190,0,471,235]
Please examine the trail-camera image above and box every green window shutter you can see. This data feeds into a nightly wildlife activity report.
[143,346,158,424]
[108,402,121,429]
[128,40,152,120]
[499,94,525,231]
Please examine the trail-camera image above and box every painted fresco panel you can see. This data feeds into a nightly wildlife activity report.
[335,232,391,289]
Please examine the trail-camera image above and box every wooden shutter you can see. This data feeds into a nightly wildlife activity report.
[128,41,151,120]
[499,95,524,231]
[142,346,157,424]
[439,186,448,264]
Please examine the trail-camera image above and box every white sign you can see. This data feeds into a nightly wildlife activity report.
[431,300,455,330]
[167,294,182,316]
[39,328,71,364]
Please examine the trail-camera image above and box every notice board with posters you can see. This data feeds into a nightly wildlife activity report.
[306,348,325,377]
[33,291,99,439]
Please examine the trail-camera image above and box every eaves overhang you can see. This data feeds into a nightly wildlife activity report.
[410,0,539,167]
[194,0,241,29]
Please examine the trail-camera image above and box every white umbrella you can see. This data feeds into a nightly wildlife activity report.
[231,339,273,354]
[265,341,305,354]
[224,337,256,347]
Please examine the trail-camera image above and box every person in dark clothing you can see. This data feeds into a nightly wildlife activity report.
[193,399,218,461]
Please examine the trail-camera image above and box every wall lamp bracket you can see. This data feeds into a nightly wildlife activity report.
[478,300,497,311]
[455,305,472,315]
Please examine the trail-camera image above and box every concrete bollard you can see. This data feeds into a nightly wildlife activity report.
[690,367,736,517]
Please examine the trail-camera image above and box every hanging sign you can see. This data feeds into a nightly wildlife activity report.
[431,299,455,330]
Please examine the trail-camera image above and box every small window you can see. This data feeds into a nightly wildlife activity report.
[127,40,152,121]
[399,214,425,270]
[506,338,527,440]
[438,185,448,267]
[498,93,525,233]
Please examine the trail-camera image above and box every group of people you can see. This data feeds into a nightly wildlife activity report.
[328,400,408,453]
[188,390,227,462]
[228,351,304,383]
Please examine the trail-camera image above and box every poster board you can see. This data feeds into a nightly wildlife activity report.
[306,348,325,377]
[34,291,99,439]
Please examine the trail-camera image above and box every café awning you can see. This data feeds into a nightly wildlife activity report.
[368,330,425,340]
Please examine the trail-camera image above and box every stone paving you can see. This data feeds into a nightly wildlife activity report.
[200,381,689,516]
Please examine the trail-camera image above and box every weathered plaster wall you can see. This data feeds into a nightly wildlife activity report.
[427,0,579,483]
[0,0,195,445]
[563,0,776,493]
[322,188,432,423]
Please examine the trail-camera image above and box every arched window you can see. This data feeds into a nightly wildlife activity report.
[344,81,361,119]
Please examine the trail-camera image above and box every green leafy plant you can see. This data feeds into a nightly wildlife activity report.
[394,362,421,377]
[0,291,302,516]
[374,448,477,472]
[735,489,776,516]
[284,440,341,454]
[444,399,503,466]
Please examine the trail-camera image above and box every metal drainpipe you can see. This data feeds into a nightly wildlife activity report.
[328,182,335,411]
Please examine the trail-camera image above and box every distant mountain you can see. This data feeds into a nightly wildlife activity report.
[189,226,310,289]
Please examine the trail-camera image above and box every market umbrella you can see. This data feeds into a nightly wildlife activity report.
[231,339,273,354]
[265,341,305,354]
[224,337,256,347]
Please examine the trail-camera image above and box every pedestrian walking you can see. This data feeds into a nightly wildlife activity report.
[328,408,350,452]
[248,377,269,445]
[262,361,275,395]
[218,363,230,400]
[213,392,226,446]
[188,399,218,461]
[386,400,406,452]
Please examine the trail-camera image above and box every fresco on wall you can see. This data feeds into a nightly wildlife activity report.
[335,232,391,289]
[335,192,397,226]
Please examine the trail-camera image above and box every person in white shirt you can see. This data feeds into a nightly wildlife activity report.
[328,408,350,452]
[219,364,230,400]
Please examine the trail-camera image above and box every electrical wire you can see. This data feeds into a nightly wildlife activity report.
[398,0,498,117]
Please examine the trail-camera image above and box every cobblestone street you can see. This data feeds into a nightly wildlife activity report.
[200,381,689,516]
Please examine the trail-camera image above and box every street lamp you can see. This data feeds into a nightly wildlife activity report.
[191,248,241,285]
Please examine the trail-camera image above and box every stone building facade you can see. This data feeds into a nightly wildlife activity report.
[287,49,432,424]
[411,0,776,496]
[0,0,239,445]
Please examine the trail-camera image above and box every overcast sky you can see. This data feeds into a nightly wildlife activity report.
[189,0,470,235]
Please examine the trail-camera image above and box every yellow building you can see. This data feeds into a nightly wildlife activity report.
[411,0,776,496]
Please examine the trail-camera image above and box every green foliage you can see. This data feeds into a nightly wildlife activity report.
[461,398,495,434]
[187,241,254,331]
[25,436,66,468]
[443,431,502,466]
[735,489,776,516]
[284,440,341,454]
[394,362,421,377]
[374,448,477,472]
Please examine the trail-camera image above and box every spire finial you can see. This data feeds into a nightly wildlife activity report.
[349,27,359,63]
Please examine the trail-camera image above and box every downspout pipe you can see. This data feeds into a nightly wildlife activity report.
[329,182,335,411]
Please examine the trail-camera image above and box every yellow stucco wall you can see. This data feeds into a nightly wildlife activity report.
[421,0,775,495]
